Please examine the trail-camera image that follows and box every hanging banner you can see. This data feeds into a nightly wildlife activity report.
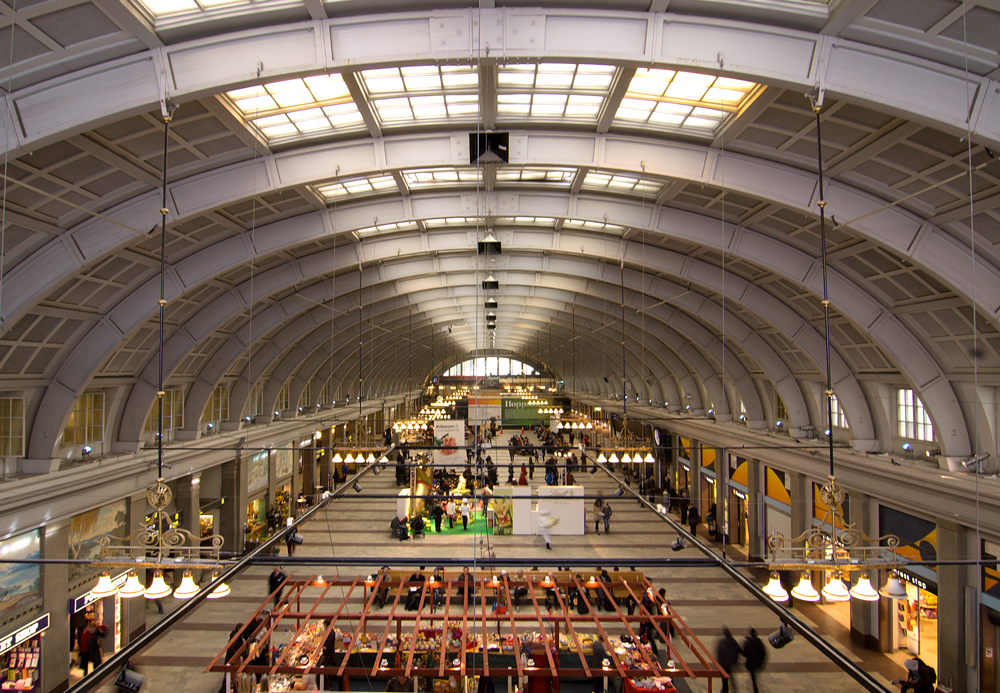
[433,420,465,466]
[502,399,547,427]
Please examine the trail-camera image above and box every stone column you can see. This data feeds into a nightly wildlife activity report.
[174,473,201,542]
[688,441,702,516]
[848,490,880,649]
[318,428,332,492]
[714,449,727,541]
[41,521,70,693]
[220,453,247,555]
[937,517,971,692]
[300,446,315,497]
[126,491,150,638]
[746,458,764,561]
[267,448,277,508]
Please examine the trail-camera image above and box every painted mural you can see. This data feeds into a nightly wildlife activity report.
[248,450,269,494]
[68,500,128,581]
[0,530,41,620]
[275,444,293,480]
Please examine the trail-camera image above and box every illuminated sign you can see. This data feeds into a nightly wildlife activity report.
[892,568,936,593]
[71,570,130,613]
[0,613,49,655]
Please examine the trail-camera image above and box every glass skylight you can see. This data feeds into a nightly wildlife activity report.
[403,167,482,190]
[360,65,480,126]
[497,63,616,122]
[425,217,481,228]
[562,218,627,235]
[613,69,757,135]
[356,221,419,238]
[582,171,663,197]
[495,216,557,226]
[314,174,397,201]
[226,75,365,143]
[495,167,576,186]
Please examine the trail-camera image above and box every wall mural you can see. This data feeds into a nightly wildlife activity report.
[69,500,128,582]
[0,530,41,621]
[248,451,269,495]
[275,444,293,480]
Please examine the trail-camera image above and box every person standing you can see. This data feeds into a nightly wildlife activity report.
[593,494,604,534]
[742,628,766,693]
[461,498,471,530]
[446,498,457,528]
[688,505,701,537]
[715,627,743,693]
[269,565,287,606]
[602,502,612,534]
[432,501,444,533]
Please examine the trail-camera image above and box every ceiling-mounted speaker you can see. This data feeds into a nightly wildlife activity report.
[485,297,498,309]
[470,132,509,164]
[483,274,499,290]
[478,233,501,255]
[486,324,496,330]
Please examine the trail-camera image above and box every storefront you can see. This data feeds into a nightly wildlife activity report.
[245,495,267,546]
[69,569,129,680]
[890,568,938,662]
[0,613,49,692]
[727,458,749,547]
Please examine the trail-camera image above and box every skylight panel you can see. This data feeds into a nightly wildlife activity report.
[360,64,480,127]
[314,174,397,201]
[496,63,616,124]
[613,68,757,136]
[404,168,482,190]
[425,217,480,227]
[562,218,627,235]
[495,168,575,185]
[495,216,558,226]
[356,221,418,238]
[583,172,663,198]
[225,74,365,144]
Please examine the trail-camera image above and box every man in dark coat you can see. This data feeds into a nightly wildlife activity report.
[269,565,287,606]
[716,627,743,693]
[742,628,766,693]
[431,502,445,532]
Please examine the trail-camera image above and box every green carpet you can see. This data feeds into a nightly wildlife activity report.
[420,511,490,535]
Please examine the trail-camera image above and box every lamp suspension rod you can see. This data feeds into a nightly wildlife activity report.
[814,104,835,480]
[156,115,171,480]
[621,258,626,420]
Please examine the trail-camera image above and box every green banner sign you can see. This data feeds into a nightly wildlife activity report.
[502,399,549,427]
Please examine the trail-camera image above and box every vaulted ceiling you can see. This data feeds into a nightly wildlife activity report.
[1,0,999,464]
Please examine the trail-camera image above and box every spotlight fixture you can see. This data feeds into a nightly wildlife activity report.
[485,297,498,309]
[482,274,499,290]
[274,410,280,419]
[206,423,215,434]
[925,447,941,458]
[963,452,991,470]
[478,232,502,255]
[901,443,912,452]
[353,481,363,493]
[243,416,251,424]
[81,445,93,458]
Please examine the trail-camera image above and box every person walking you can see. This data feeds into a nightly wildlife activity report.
[446,498,457,528]
[461,498,471,530]
[688,505,701,537]
[269,565,288,606]
[742,628,766,693]
[539,509,554,550]
[716,627,743,693]
[602,502,612,534]
[593,494,604,534]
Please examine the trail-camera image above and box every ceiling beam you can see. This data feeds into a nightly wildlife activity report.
[91,0,163,49]
[203,97,270,152]
[342,70,382,138]
[597,67,636,134]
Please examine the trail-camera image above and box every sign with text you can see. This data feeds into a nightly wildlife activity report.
[502,399,548,427]
[433,420,465,466]
[0,613,49,655]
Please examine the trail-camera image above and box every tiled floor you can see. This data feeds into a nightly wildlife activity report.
[88,451,911,692]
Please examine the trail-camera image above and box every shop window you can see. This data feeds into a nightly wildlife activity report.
[0,397,25,457]
[897,388,934,442]
[143,389,184,433]
[63,392,104,446]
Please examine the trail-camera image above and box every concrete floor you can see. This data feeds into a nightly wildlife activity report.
[88,450,907,693]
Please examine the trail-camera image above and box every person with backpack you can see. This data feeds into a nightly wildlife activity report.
[742,628,767,693]
[894,657,936,693]
[602,502,612,534]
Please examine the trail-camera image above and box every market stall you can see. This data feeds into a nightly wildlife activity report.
[207,571,725,693]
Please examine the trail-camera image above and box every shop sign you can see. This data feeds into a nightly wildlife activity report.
[0,613,49,655]
[731,489,747,500]
[71,570,130,613]
[892,568,937,593]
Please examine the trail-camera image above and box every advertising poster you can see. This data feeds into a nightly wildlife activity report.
[433,419,465,466]
[502,398,547,427]
[493,488,513,535]
[275,444,293,480]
